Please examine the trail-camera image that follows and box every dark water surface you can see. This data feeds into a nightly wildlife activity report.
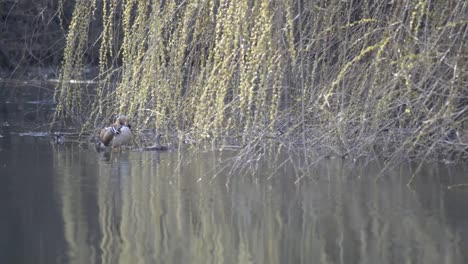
[1,84,468,264]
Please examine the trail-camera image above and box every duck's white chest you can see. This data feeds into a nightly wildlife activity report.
[112,126,132,147]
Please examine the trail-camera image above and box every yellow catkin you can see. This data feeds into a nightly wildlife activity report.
[322,37,390,109]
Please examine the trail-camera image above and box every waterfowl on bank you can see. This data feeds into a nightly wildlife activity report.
[144,133,168,151]
[53,132,64,145]
[97,115,132,149]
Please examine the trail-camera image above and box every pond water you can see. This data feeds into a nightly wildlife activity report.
[1,83,468,264]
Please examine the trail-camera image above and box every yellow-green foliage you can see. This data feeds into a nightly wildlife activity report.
[54,0,97,120]
[55,0,467,159]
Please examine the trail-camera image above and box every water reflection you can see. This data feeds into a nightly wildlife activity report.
[43,144,468,263]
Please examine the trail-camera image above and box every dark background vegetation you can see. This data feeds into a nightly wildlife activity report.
[0,0,91,79]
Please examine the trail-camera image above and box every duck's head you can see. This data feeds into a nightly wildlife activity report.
[116,115,127,125]
[115,115,131,129]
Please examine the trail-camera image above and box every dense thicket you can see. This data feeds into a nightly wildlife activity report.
[54,0,467,161]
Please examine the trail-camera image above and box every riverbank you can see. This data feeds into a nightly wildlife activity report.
[2,78,467,167]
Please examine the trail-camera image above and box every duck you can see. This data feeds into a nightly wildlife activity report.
[144,132,168,151]
[53,132,65,145]
[97,115,132,149]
